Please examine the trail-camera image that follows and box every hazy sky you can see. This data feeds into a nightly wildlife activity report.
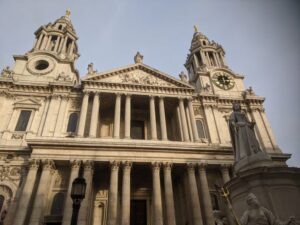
[0,0,299,166]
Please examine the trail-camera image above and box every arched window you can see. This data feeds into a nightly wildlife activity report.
[50,192,65,215]
[196,120,206,139]
[67,113,78,133]
[58,25,63,30]
[0,195,4,212]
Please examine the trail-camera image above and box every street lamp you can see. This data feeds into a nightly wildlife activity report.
[70,168,86,225]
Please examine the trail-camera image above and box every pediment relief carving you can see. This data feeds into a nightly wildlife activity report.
[99,70,176,87]
[83,64,193,89]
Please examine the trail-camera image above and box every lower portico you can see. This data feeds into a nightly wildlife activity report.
[12,138,234,225]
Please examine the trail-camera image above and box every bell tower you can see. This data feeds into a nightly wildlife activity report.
[31,9,79,61]
[10,10,80,84]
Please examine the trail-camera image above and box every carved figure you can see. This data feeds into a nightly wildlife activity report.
[1,66,14,78]
[56,72,71,81]
[203,83,211,92]
[179,71,188,83]
[87,63,97,75]
[134,51,143,63]
[241,193,297,225]
[213,210,228,225]
[229,103,261,161]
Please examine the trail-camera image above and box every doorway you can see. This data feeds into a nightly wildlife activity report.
[130,200,147,225]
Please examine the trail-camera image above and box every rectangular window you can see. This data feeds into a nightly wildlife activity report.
[15,110,31,131]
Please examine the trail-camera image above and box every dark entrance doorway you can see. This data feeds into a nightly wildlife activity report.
[130,200,147,225]
[131,120,145,139]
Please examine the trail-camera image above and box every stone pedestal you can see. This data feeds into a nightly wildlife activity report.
[233,151,273,173]
[226,166,300,223]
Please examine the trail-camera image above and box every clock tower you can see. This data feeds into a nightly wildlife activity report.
[185,27,281,154]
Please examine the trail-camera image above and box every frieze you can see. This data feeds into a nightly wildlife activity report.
[118,72,174,87]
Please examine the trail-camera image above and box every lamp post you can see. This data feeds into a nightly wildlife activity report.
[70,168,86,225]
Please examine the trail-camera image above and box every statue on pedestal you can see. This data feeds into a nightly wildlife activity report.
[241,193,297,225]
[229,103,261,161]
[229,103,272,172]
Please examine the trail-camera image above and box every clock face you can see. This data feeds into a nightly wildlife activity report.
[212,73,235,90]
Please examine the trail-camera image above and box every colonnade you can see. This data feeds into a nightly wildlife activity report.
[77,91,199,142]
[34,32,75,56]
[12,159,232,225]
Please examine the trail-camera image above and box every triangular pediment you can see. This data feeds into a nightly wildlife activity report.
[82,63,192,89]
[13,98,41,109]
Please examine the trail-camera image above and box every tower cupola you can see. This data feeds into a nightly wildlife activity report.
[185,26,227,81]
[31,10,79,61]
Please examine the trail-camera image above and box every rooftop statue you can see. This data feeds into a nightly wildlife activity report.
[241,193,297,225]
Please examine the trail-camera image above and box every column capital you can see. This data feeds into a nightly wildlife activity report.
[71,160,82,169]
[198,162,208,170]
[163,162,172,170]
[42,159,55,170]
[158,95,165,99]
[149,95,156,99]
[124,93,132,97]
[151,162,161,170]
[110,161,120,170]
[29,159,41,169]
[220,164,232,170]
[83,160,94,170]
[122,161,132,170]
[186,163,197,172]
[94,91,100,97]
[83,90,91,96]
[115,93,122,97]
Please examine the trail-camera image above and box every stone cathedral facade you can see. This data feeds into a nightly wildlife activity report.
[0,11,288,225]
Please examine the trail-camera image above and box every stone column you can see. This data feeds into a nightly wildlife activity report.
[40,35,48,50]
[89,92,100,137]
[77,91,90,137]
[35,34,43,49]
[185,105,194,142]
[179,98,190,141]
[187,99,200,142]
[124,94,131,139]
[121,161,132,225]
[113,94,121,138]
[54,36,61,52]
[62,160,81,225]
[107,161,120,225]
[152,162,163,225]
[198,163,214,225]
[78,161,94,225]
[13,159,40,225]
[45,35,52,50]
[150,96,158,140]
[29,160,55,225]
[159,97,168,141]
[220,164,231,183]
[61,37,68,53]
[187,163,203,225]
[163,163,176,225]
[54,96,68,136]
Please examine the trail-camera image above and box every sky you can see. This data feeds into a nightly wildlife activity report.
[0,0,299,166]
